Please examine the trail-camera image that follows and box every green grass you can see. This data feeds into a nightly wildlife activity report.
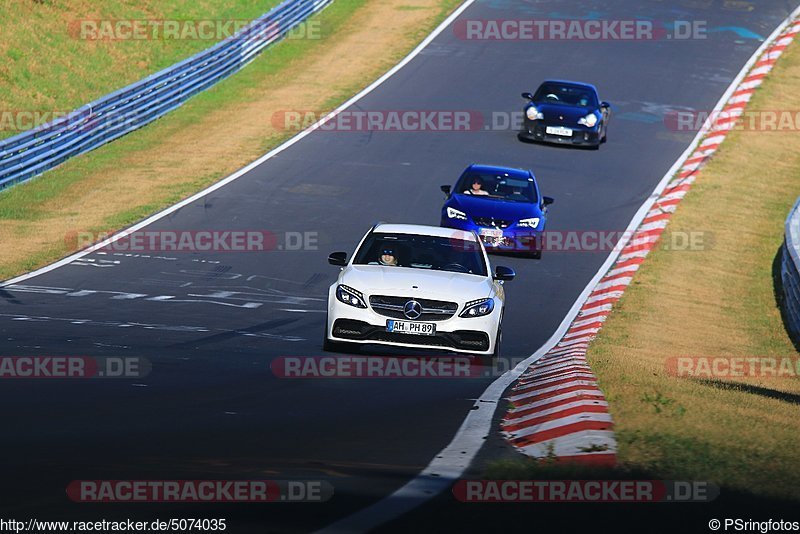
[0,0,283,139]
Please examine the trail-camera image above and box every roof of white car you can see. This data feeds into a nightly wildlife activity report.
[373,223,477,241]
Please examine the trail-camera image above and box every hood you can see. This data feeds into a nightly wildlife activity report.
[340,265,492,302]
[531,102,595,125]
[448,194,540,221]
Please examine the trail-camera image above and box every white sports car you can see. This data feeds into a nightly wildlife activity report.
[324,223,514,357]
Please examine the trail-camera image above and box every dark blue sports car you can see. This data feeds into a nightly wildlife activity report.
[440,164,553,258]
[518,80,610,148]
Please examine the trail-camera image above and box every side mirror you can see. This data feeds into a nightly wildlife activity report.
[600,101,610,109]
[521,92,534,100]
[328,252,347,266]
[493,265,515,282]
[440,184,451,198]
[543,196,554,206]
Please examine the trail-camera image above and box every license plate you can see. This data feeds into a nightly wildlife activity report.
[546,126,573,137]
[479,228,503,239]
[386,320,436,336]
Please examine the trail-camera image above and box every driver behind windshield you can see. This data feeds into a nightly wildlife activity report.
[378,248,398,266]
[464,176,490,196]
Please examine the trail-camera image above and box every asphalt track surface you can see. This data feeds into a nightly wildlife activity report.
[0,0,796,532]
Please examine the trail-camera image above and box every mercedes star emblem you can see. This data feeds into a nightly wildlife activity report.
[403,300,423,320]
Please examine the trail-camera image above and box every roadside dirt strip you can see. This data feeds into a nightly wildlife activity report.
[501,17,800,466]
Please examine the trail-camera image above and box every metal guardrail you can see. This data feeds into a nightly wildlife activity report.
[781,196,800,343]
[0,0,332,190]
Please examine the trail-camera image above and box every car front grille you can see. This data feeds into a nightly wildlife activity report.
[332,319,490,351]
[369,295,458,321]
[473,217,512,229]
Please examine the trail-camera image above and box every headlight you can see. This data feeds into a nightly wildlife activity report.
[447,207,467,220]
[517,217,540,229]
[336,285,367,308]
[578,113,598,127]
[459,298,495,318]
[525,106,543,121]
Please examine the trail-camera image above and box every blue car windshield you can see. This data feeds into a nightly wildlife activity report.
[353,233,487,276]
[533,83,597,107]
[456,173,537,203]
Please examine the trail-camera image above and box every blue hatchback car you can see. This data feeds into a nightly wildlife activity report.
[518,80,611,148]
[440,164,553,258]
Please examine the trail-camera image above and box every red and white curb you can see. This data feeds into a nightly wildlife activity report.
[501,18,800,466]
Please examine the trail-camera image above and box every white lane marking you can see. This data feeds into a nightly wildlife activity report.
[0,313,304,341]
[97,252,178,261]
[3,284,265,308]
[156,298,263,308]
[319,5,800,532]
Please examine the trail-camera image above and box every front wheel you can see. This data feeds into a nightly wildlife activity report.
[491,327,502,359]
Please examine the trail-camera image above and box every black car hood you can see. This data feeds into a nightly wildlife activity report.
[532,102,594,125]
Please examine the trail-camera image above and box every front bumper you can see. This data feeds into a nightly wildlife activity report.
[327,293,500,355]
[519,119,601,146]
[441,219,540,254]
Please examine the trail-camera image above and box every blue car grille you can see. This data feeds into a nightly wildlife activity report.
[473,217,512,229]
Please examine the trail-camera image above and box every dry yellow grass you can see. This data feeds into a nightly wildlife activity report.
[0,0,458,279]
[587,41,800,499]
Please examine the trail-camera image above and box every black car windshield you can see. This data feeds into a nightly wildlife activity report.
[456,172,537,203]
[353,232,487,276]
[533,83,597,107]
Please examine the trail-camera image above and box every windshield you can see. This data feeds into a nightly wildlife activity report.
[353,232,487,276]
[455,172,537,203]
[533,83,597,107]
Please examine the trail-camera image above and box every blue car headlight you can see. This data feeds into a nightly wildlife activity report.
[446,207,467,220]
[460,298,494,318]
[526,106,543,121]
[517,217,541,229]
[578,113,598,127]
[336,284,367,308]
